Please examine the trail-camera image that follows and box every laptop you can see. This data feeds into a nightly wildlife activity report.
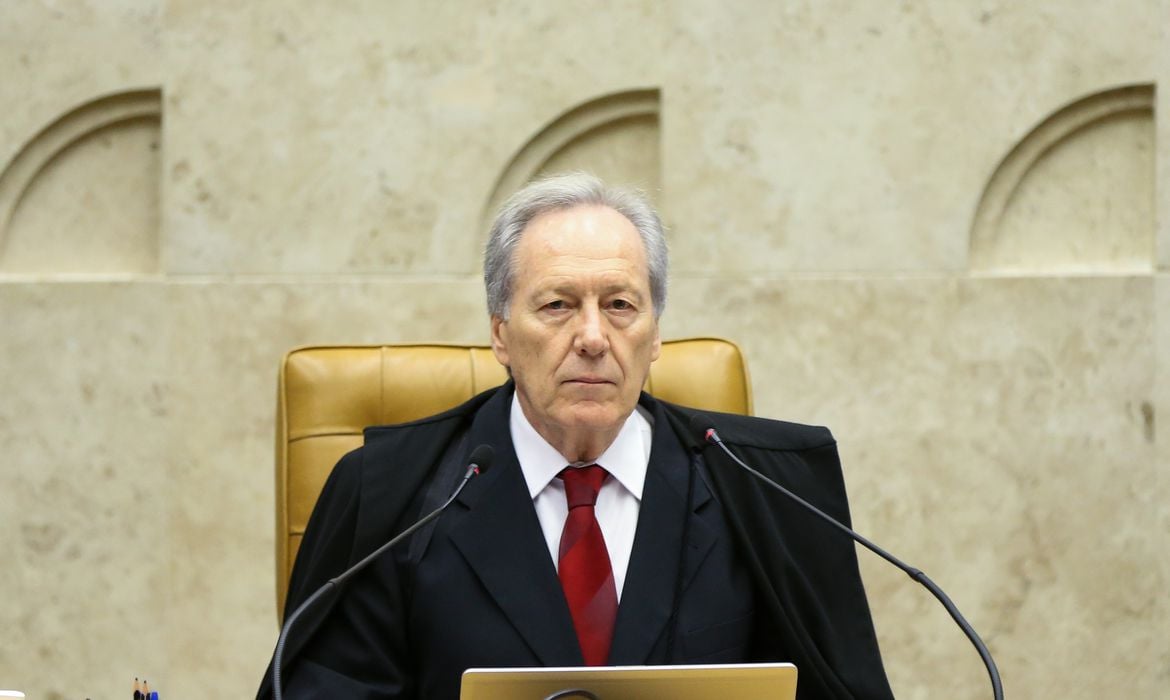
[461,662,797,699]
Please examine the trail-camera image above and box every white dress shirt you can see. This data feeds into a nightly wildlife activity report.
[510,392,653,601]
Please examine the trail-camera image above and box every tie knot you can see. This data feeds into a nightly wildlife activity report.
[559,464,608,508]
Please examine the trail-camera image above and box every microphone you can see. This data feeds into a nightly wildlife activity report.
[271,444,495,700]
[688,415,1003,700]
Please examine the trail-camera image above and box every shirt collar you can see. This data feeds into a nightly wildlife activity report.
[510,391,651,501]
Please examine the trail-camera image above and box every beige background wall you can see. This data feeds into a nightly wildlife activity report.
[2,1,1167,697]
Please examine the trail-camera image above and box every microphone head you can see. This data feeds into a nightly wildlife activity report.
[688,413,717,445]
[468,444,495,475]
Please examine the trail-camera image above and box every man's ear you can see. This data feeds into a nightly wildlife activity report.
[490,315,510,368]
[650,322,661,363]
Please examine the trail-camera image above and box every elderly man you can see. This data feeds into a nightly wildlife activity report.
[259,173,893,699]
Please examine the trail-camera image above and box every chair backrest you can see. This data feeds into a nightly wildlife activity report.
[274,337,753,615]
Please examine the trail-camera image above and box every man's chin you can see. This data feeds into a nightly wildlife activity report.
[553,401,633,431]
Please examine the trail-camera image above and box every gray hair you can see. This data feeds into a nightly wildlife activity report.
[484,172,668,319]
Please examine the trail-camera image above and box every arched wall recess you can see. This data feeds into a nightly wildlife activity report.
[0,88,162,273]
[481,88,662,231]
[969,84,1155,274]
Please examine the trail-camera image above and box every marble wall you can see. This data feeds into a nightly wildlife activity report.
[1,1,1167,698]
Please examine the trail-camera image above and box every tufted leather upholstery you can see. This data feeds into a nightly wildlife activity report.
[274,338,753,616]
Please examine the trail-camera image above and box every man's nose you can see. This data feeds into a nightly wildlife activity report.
[575,305,609,356]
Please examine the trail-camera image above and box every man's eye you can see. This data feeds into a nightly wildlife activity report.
[610,299,633,311]
[545,300,567,311]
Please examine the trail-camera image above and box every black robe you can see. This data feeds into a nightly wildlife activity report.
[259,383,893,699]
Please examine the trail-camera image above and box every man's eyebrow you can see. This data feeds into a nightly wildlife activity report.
[539,283,646,299]
[531,283,581,298]
[600,284,646,300]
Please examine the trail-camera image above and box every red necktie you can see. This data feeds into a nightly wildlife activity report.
[557,465,618,666]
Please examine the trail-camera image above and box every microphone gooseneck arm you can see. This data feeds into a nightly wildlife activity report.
[701,425,1003,700]
[272,445,494,700]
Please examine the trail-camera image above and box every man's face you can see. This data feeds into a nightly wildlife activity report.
[491,204,661,447]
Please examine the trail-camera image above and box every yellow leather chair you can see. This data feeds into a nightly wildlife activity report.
[274,337,753,616]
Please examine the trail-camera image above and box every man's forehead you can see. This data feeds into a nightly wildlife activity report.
[518,205,644,258]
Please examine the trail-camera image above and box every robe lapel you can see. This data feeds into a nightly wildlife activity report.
[446,385,582,667]
[608,399,718,665]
